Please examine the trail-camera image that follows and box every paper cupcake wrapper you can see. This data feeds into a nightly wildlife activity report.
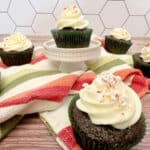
[51,28,93,48]
[0,46,34,66]
[105,36,132,54]
[133,53,150,78]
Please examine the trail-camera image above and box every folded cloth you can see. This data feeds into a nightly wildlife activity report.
[0,54,48,140]
[114,68,149,97]
[0,59,85,123]
[0,54,95,139]
[40,52,150,150]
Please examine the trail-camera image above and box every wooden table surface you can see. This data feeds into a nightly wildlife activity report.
[0,35,150,150]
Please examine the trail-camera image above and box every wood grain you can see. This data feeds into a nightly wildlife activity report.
[0,35,150,150]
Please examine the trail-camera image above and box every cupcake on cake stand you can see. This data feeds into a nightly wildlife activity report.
[43,6,101,72]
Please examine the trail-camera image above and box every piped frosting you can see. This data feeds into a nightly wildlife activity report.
[57,6,89,30]
[0,33,32,52]
[140,44,150,63]
[111,28,131,41]
[76,72,142,129]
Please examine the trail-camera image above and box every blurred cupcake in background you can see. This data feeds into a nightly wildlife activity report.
[105,28,132,54]
[133,43,150,78]
[0,33,34,66]
[51,6,93,48]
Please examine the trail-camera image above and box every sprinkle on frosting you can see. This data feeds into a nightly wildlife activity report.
[111,28,131,41]
[57,6,89,30]
[0,33,32,52]
[76,72,142,129]
[140,44,150,63]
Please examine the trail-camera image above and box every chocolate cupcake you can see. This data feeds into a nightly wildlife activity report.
[105,28,132,54]
[69,73,145,150]
[51,6,93,48]
[133,44,150,78]
[0,33,33,66]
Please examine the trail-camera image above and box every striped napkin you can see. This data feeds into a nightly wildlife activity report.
[39,49,150,150]
[0,55,95,140]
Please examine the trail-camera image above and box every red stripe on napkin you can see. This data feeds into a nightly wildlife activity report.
[58,126,82,150]
[0,74,79,107]
[31,53,47,64]
[130,74,148,97]
[0,61,8,68]
[0,86,70,107]
[114,68,149,97]
[72,71,96,90]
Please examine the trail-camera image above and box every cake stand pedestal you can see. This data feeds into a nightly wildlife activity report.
[43,40,101,73]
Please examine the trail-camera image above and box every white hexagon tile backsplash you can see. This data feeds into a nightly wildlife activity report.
[0,0,150,37]
[100,1,129,28]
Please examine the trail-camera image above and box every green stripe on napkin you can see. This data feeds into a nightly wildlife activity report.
[3,69,37,86]
[87,56,117,71]
[94,59,125,74]
[1,70,59,95]
[0,115,23,141]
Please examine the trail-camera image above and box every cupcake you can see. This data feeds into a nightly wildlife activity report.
[0,33,34,66]
[133,43,150,78]
[69,73,145,150]
[51,6,93,48]
[105,28,132,54]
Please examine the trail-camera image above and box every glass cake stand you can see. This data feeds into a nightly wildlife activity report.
[42,39,101,72]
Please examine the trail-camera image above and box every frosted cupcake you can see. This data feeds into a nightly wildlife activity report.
[51,6,93,48]
[69,73,145,150]
[133,44,150,78]
[0,33,33,66]
[105,28,132,54]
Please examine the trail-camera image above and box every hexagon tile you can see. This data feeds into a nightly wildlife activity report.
[146,30,150,37]
[15,27,34,35]
[0,0,150,37]
[100,1,129,28]
[76,0,107,14]
[101,28,112,37]
[32,14,56,35]
[29,0,58,13]
[125,0,150,15]
[8,0,36,26]
[0,0,11,12]
[146,10,150,28]
[0,13,15,34]
[123,16,149,37]
[84,15,104,35]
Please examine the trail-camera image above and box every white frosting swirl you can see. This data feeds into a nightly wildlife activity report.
[76,73,142,130]
[140,46,150,63]
[0,33,32,52]
[111,28,131,41]
[57,6,89,29]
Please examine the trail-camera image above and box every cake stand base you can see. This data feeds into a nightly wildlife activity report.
[59,61,87,73]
